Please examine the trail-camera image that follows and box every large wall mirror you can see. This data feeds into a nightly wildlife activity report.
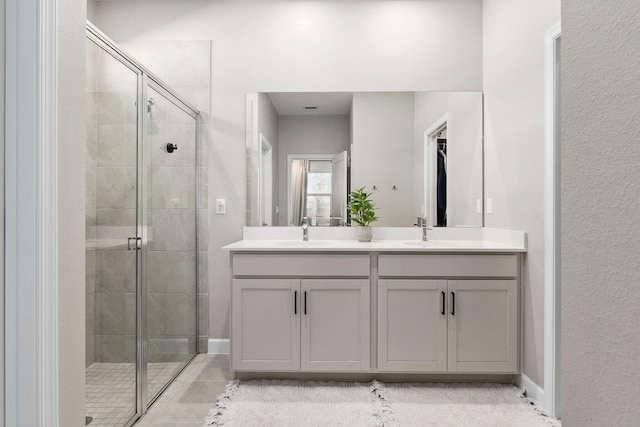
[246,91,483,228]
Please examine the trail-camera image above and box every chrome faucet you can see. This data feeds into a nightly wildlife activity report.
[302,217,310,242]
[420,217,432,242]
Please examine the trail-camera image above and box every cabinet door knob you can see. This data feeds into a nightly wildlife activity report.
[451,291,455,316]
[441,291,446,315]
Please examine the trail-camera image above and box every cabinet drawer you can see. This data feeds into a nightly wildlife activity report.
[378,254,517,278]
[233,254,370,277]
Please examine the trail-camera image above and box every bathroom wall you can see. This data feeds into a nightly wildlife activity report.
[352,92,414,227]
[562,1,640,424]
[413,92,483,227]
[258,93,280,225]
[482,0,560,388]
[278,115,350,226]
[92,0,484,339]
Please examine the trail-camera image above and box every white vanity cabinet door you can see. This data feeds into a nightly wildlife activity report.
[232,279,300,371]
[378,280,448,372]
[448,280,518,373]
[300,279,370,371]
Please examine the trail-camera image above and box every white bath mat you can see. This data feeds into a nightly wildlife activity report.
[203,379,380,427]
[378,382,559,427]
[203,380,559,427]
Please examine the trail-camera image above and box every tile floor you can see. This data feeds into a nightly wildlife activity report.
[86,361,189,426]
[133,355,232,426]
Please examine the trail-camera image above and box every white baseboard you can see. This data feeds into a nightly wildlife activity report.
[515,373,545,408]
[208,338,231,354]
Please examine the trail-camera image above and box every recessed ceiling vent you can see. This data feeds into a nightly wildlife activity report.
[303,106,318,110]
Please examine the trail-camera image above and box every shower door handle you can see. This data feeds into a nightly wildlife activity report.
[128,237,142,251]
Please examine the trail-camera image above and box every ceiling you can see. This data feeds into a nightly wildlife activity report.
[267,92,353,116]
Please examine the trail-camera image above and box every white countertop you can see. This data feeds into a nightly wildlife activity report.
[223,227,527,253]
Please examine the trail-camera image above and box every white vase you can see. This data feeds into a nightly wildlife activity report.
[356,226,372,242]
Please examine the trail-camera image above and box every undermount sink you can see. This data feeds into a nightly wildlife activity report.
[275,240,332,247]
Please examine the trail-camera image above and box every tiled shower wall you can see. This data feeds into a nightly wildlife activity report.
[87,40,139,364]
[120,40,211,355]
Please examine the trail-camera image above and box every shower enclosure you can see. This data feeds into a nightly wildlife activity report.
[85,24,199,426]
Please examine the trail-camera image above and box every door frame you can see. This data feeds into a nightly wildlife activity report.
[423,115,449,226]
[4,0,59,425]
[544,21,562,418]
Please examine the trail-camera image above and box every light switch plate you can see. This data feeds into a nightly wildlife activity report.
[216,198,226,214]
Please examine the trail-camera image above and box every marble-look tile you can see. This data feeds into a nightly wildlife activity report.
[96,90,126,125]
[85,332,95,367]
[166,167,196,209]
[120,41,169,82]
[147,293,168,336]
[86,165,96,209]
[150,167,168,209]
[86,122,97,166]
[86,209,97,228]
[198,167,208,209]
[165,126,196,167]
[96,251,126,292]
[124,124,138,167]
[166,251,197,294]
[125,167,137,209]
[197,336,209,354]
[95,292,126,335]
[96,167,125,209]
[97,124,125,166]
[197,124,209,167]
[86,91,97,124]
[125,293,137,335]
[198,209,209,251]
[147,209,167,251]
[86,293,95,366]
[97,48,136,86]
[86,251,96,294]
[167,41,211,84]
[146,251,168,293]
[95,334,125,362]
[96,208,126,226]
[160,209,196,251]
[197,251,208,294]
[166,293,197,337]
[150,125,169,168]
[124,251,137,293]
[171,83,210,113]
[125,334,137,363]
[197,294,209,336]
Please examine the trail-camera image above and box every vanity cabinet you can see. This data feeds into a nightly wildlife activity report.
[378,254,519,374]
[231,254,370,372]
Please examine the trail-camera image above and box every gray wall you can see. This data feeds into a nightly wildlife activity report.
[351,92,415,227]
[278,115,349,226]
[413,92,483,227]
[94,0,484,340]
[562,1,640,424]
[1,0,5,421]
[483,0,560,387]
[258,93,280,225]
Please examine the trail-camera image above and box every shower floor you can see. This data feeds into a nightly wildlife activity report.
[85,361,183,426]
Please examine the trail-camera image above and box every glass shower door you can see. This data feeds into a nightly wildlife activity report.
[143,83,198,404]
[85,38,140,426]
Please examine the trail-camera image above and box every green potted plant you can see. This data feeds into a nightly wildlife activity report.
[347,187,378,242]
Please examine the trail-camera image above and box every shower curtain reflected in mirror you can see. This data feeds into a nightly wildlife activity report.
[290,159,308,226]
